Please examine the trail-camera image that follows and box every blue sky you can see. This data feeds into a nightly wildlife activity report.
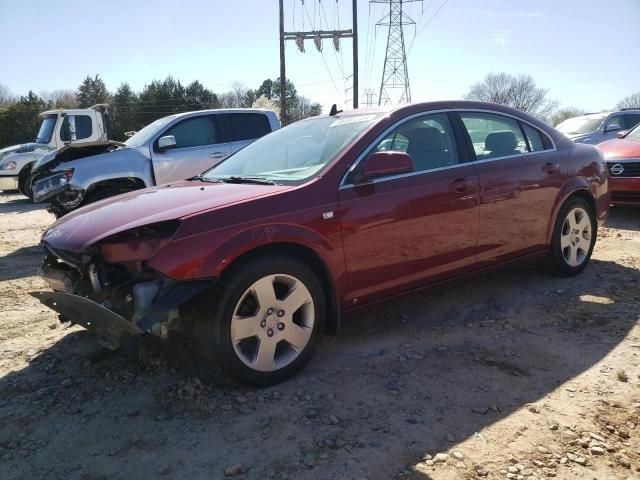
[0,0,638,114]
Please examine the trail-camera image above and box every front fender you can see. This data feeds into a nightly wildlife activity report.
[54,147,154,189]
[149,221,339,281]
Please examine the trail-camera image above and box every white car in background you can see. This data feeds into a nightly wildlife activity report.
[556,109,640,145]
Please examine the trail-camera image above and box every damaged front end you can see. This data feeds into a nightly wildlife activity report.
[31,221,213,348]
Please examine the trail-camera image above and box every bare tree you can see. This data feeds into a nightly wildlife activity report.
[616,92,640,109]
[465,73,559,122]
[0,84,16,107]
[39,89,79,108]
[550,107,586,127]
[290,96,322,122]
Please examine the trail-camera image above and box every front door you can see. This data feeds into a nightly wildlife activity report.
[339,112,479,305]
[152,114,231,184]
[456,111,564,265]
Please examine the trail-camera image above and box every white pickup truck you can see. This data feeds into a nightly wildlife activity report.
[0,104,109,197]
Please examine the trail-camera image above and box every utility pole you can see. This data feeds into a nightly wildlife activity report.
[279,0,287,123]
[371,0,422,106]
[352,0,358,109]
[278,0,360,118]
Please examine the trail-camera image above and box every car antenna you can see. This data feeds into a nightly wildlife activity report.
[329,104,343,116]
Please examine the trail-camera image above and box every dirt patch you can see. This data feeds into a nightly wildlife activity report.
[1,192,639,479]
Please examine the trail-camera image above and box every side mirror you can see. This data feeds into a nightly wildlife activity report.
[158,135,177,151]
[604,124,622,133]
[361,151,414,180]
[617,130,629,139]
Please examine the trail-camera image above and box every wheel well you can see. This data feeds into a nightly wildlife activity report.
[221,243,340,336]
[86,177,146,197]
[549,188,597,243]
[566,189,596,217]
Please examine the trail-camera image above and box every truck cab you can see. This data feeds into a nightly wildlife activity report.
[0,104,109,197]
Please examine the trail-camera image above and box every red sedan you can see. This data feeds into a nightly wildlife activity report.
[33,101,610,385]
[597,124,640,205]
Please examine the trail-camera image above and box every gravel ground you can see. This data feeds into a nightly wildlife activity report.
[0,192,639,480]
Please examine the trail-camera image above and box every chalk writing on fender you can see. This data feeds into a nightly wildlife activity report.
[250,225,278,241]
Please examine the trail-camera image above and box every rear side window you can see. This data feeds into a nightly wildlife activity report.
[623,114,640,130]
[60,115,93,141]
[521,123,552,152]
[459,112,528,159]
[227,113,271,142]
[164,115,219,149]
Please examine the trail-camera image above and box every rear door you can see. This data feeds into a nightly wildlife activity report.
[456,111,562,266]
[151,114,231,184]
[223,112,273,154]
[339,112,479,304]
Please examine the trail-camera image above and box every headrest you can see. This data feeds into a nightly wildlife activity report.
[406,127,445,152]
[485,130,517,154]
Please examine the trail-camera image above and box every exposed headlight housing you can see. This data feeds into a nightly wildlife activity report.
[98,221,181,263]
[33,170,74,203]
[1,160,17,170]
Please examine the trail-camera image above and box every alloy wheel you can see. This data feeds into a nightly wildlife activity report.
[560,207,592,267]
[230,274,315,372]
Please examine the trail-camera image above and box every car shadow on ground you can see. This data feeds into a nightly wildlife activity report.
[605,206,640,231]
[0,245,45,281]
[0,194,47,215]
[0,256,638,479]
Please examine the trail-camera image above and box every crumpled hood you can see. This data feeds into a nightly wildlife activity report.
[42,180,293,252]
[0,142,55,163]
[597,137,640,160]
[32,140,127,173]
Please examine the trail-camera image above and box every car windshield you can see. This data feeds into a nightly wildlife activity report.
[627,123,640,141]
[35,115,57,143]
[556,115,605,135]
[203,113,382,184]
[124,116,175,147]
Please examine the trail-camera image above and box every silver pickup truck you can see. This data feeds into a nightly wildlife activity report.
[31,108,279,216]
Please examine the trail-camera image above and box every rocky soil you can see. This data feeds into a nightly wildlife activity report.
[0,192,639,480]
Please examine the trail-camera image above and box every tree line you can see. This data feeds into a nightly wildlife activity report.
[1,72,639,149]
[0,75,322,148]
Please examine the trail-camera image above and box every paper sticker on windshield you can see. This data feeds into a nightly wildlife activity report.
[329,115,377,127]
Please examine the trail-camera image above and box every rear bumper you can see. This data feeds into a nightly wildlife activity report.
[0,174,19,191]
[610,177,640,205]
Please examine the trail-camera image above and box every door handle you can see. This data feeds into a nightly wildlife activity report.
[543,162,560,174]
[449,177,474,193]
[209,152,226,159]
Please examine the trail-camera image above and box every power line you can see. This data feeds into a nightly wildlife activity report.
[407,0,449,55]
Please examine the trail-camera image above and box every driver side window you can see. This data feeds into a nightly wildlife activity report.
[373,113,459,172]
[163,115,219,149]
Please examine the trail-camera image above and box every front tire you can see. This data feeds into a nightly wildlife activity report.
[191,255,326,386]
[18,164,34,199]
[546,196,596,276]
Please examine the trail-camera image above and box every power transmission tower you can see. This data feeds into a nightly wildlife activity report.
[363,88,377,107]
[278,0,360,124]
[371,0,422,106]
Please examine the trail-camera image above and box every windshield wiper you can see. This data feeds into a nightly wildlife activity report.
[190,175,222,183]
[220,176,278,185]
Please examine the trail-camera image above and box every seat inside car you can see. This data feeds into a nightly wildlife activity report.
[405,127,450,170]
[483,130,520,159]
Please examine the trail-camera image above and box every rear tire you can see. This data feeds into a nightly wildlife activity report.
[190,255,326,386]
[544,196,596,277]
